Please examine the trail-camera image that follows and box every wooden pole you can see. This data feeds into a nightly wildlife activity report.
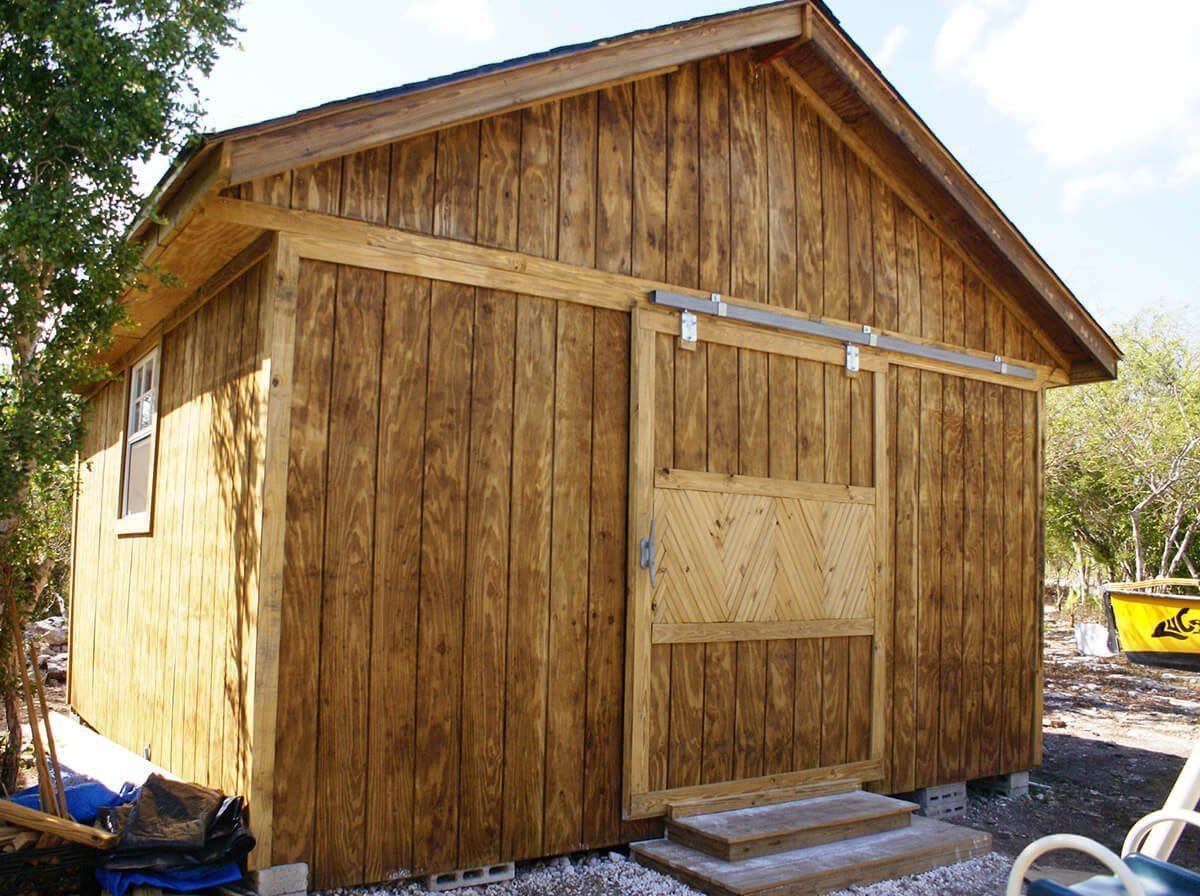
[5,591,56,816]
[25,637,69,818]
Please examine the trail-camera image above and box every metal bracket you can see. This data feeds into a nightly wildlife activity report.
[639,519,657,589]
[845,343,860,374]
[994,354,1009,375]
[862,324,878,347]
[680,311,698,344]
[710,292,728,317]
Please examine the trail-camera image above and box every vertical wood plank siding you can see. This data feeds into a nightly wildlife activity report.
[70,50,1046,889]
[257,52,1046,884]
[70,263,269,800]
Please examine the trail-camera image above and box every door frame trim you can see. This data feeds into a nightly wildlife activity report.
[622,308,893,819]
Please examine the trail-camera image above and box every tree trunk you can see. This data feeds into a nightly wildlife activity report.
[1,642,20,795]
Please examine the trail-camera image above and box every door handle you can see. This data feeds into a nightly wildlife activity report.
[639,519,657,589]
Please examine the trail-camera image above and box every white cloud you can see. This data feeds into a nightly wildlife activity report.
[407,0,496,42]
[1061,168,1160,212]
[933,0,1200,208]
[875,24,911,70]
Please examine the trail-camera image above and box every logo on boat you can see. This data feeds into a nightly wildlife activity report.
[1152,607,1200,640]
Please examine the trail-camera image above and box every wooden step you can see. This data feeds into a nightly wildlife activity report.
[632,815,991,896]
[666,791,918,861]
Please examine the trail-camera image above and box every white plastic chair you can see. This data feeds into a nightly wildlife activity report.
[1005,808,1200,896]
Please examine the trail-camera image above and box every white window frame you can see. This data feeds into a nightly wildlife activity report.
[117,346,160,535]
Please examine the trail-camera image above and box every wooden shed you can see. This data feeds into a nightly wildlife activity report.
[69,1,1119,889]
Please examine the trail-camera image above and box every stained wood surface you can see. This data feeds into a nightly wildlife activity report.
[666,791,916,862]
[233,53,1055,371]
[632,815,991,896]
[70,46,1051,893]
[69,263,268,803]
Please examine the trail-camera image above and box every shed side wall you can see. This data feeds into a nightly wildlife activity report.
[70,261,269,799]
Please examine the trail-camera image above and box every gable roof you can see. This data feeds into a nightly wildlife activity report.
[132,0,1118,382]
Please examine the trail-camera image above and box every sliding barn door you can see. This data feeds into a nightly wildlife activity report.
[624,308,891,817]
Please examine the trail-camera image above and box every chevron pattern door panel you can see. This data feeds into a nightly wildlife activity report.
[652,476,874,625]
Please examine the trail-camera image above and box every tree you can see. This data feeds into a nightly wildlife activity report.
[0,0,241,794]
[1046,310,1200,586]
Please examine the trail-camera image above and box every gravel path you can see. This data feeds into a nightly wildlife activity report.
[317,849,1015,896]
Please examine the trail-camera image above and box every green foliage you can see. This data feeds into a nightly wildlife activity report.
[0,0,241,532]
[1046,310,1200,582]
[0,0,241,789]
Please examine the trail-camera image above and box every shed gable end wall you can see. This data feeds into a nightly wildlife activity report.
[231,51,1060,370]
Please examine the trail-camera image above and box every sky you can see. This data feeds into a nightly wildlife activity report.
[172,0,1200,335]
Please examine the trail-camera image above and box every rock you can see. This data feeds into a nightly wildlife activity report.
[27,616,68,647]
[43,657,67,683]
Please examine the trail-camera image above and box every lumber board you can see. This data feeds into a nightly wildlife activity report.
[248,236,298,870]
[630,759,883,818]
[980,380,1005,775]
[665,64,700,291]
[272,261,336,867]
[544,301,595,855]
[794,97,823,315]
[504,295,556,857]
[820,121,849,321]
[587,309,634,843]
[872,173,899,332]
[1022,389,1039,768]
[475,113,520,248]
[558,93,598,269]
[456,289,514,869]
[388,131,435,235]
[960,376,985,779]
[632,75,667,282]
[363,273,429,880]
[939,343,965,781]
[819,637,849,766]
[654,620,874,644]
[698,55,731,297]
[914,371,943,787]
[847,151,874,328]
[1001,386,1023,773]
[434,123,480,243]
[597,84,633,276]
[313,266,382,887]
[765,68,798,311]
[730,50,768,307]
[0,800,116,850]
[340,146,390,225]
[412,280,473,873]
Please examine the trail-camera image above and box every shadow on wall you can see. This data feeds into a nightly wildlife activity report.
[207,264,265,800]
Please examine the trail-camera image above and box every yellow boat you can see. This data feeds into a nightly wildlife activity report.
[1104,578,1200,671]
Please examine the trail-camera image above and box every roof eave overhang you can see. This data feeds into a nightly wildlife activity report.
[778,7,1119,381]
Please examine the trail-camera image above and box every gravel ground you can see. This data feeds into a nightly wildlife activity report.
[316,850,1015,896]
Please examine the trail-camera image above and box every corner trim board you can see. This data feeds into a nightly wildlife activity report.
[246,234,301,870]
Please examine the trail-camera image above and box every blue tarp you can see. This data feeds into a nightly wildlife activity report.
[7,776,136,824]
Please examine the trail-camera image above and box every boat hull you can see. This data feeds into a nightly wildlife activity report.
[1108,590,1200,671]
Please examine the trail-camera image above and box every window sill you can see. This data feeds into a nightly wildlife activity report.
[116,513,153,537]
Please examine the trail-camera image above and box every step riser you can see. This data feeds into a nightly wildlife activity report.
[632,814,992,896]
[634,836,990,896]
[668,811,912,861]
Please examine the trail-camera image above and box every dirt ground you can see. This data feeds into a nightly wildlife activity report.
[960,602,1200,870]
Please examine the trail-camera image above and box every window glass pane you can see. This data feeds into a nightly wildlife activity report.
[125,437,153,516]
[137,394,153,432]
